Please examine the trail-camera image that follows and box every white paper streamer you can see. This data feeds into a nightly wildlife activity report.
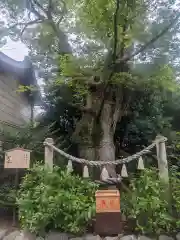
[121,164,128,177]
[137,156,145,170]
[67,160,73,173]
[83,165,89,178]
[100,166,109,180]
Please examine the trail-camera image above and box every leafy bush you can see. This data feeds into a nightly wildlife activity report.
[0,183,16,207]
[170,166,180,221]
[17,164,98,234]
[121,168,176,234]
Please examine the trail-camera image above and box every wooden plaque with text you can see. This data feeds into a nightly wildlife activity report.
[4,147,31,169]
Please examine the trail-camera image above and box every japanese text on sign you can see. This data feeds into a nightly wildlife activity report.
[4,148,31,169]
[96,197,120,213]
[95,190,120,213]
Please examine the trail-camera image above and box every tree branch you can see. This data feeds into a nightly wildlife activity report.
[119,18,128,60]
[32,0,47,15]
[20,19,43,36]
[47,0,53,19]
[113,0,120,62]
[28,0,45,20]
[65,102,96,116]
[87,76,103,86]
[118,11,180,63]
[48,0,53,11]
[96,0,121,123]
[7,19,42,35]
[57,0,67,25]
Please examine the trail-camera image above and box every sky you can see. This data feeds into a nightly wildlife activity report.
[0,37,28,61]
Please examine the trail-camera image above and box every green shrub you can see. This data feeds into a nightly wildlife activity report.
[0,183,16,207]
[17,164,98,234]
[170,166,180,225]
[121,168,175,234]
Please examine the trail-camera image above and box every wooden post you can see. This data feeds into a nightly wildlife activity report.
[44,138,54,171]
[13,168,19,226]
[156,135,169,184]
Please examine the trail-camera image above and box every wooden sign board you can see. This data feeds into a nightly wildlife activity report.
[4,147,31,169]
[95,190,120,213]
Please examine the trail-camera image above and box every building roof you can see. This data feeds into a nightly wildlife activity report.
[0,52,41,105]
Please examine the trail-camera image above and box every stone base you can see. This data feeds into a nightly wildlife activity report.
[95,212,122,236]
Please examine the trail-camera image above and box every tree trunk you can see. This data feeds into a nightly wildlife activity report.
[73,111,96,156]
[74,91,123,179]
[98,101,118,177]
[73,110,99,178]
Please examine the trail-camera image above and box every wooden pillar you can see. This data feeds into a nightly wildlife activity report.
[156,135,169,184]
[44,138,54,171]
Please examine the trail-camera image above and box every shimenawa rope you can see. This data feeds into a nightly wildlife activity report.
[44,136,167,167]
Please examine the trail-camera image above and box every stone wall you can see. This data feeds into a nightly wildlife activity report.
[1,230,180,240]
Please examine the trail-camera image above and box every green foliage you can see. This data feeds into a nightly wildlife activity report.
[55,55,90,102]
[111,72,137,89]
[0,182,16,207]
[148,65,177,92]
[16,85,38,94]
[111,65,176,91]
[77,0,115,40]
[17,164,98,234]
[0,125,47,163]
[166,132,180,167]
[41,81,80,152]
[121,168,180,234]
[76,0,147,45]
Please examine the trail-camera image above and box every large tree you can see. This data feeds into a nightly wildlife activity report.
[2,0,180,177]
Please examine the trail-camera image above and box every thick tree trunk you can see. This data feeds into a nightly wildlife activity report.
[98,100,120,177]
[98,101,115,162]
[73,111,96,158]
[74,93,123,179]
